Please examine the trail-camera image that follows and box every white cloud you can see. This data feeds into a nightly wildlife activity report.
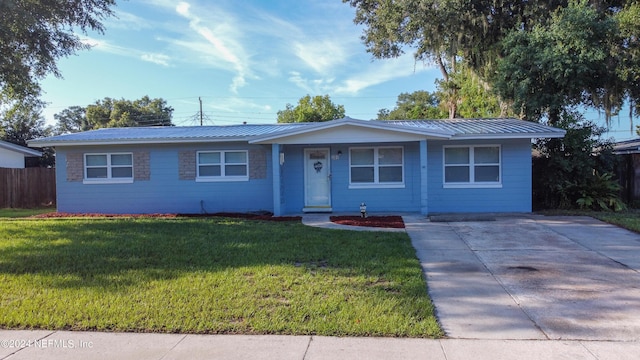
[82,37,171,67]
[108,10,153,30]
[141,53,170,67]
[173,1,251,93]
[293,40,348,74]
[288,71,335,94]
[335,56,433,94]
[205,97,270,113]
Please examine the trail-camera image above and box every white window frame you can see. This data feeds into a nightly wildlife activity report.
[83,153,134,184]
[443,145,502,188]
[196,150,249,182]
[349,146,405,189]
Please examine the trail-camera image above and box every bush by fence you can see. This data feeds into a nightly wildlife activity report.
[0,168,56,208]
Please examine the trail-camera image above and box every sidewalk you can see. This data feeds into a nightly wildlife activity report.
[1,330,638,360]
[2,214,638,359]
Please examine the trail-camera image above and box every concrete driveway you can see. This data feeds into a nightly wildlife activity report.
[405,215,640,340]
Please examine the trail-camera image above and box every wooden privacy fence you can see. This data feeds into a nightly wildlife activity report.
[0,168,56,208]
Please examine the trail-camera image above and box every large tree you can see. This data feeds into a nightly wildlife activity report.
[53,106,91,135]
[493,1,632,124]
[277,95,345,123]
[0,97,54,166]
[344,0,640,123]
[54,96,174,133]
[377,91,445,120]
[379,67,513,120]
[1,98,51,147]
[0,0,116,101]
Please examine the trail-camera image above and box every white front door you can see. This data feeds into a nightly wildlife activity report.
[304,148,331,211]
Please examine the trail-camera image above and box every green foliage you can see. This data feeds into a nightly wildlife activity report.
[345,0,640,123]
[53,106,91,135]
[0,0,116,101]
[454,66,514,118]
[573,172,627,211]
[0,218,442,337]
[493,1,621,124]
[0,97,54,166]
[532,111,624,211]
[277,95,345,123]
[54,96,174,133]
[1,98,51,146]
[379,66,513,120]
[377,91,446,120]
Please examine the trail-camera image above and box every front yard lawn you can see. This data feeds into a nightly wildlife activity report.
[0,217,442,337]
[0,208,54,218]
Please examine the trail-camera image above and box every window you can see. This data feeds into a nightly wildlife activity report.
[84,153,133,184]
[349,147,404,188]
[444,145,501,187]
[197,150,248,181]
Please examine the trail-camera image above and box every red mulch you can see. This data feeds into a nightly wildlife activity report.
[31,212,302,222]
[182,213,302,222]
[329,215,405,229]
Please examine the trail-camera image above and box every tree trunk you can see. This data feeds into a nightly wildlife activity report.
[548,107,560,126]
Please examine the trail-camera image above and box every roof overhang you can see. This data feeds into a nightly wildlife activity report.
[450,132,566,140]
[1,141,42,156]
[249,118,453,144]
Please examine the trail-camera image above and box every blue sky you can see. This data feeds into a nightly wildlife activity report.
[39,0,637,141]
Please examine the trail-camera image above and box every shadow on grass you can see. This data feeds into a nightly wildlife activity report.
[0,217,440,336]
[1,219,313,288]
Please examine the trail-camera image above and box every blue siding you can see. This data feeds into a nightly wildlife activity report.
[54,138,533,215]
[426,139,532,213]
[281,143,422,214]
[56,143,273,214]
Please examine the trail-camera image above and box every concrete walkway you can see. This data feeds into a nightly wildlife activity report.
[2,329,639,360]
[2,213,638,359]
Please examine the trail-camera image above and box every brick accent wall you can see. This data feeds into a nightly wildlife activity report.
[249,149,267,179]
[133,151,150,181]
[179,150,196,180]
[66,152,84,182]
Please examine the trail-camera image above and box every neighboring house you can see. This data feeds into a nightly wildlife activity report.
[0,140,42,169]
[28,117,565,215]
[613,138,640,203]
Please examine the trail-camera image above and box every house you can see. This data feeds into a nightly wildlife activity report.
[613,138,640,204]
[28,117,565,215]
[0,140,42,169]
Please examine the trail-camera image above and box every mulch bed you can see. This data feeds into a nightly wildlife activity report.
[329,215,405,229]
[181,212,302,222]
[31,212,302,222]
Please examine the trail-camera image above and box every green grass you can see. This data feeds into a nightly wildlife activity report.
[0,208,54,218]
[588,210,640,233]
[0,217,442,337]
[537,209,640,234]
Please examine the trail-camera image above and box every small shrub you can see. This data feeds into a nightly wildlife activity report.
[573,172,627,211]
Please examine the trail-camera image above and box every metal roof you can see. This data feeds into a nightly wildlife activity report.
[613,138,640,154]
[0,140,42,156]
[386,118,566,138]
[28,118,565,147]
[28,123,311,146]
